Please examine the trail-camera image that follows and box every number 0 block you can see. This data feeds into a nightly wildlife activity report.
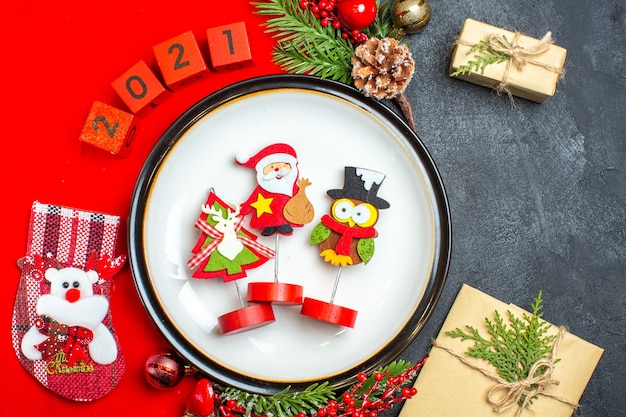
[79,101,138,156]
[111,60,169,116]
[153,31,210,91]
[206,22,253,72]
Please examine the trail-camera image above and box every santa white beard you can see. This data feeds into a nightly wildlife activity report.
[257,167,297,196]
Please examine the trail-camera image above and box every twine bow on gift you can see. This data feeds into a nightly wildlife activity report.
[487,31,563,96]
[433,326,578,417]
[488,357,559,413]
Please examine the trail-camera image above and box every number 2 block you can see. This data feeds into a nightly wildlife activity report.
[79,101,138,156]
[206,22,253,72]
[153,31,210,91]
[111,60,169,116]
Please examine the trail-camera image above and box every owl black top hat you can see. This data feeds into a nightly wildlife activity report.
[327,166,390,209]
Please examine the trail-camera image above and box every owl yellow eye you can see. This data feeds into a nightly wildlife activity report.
[332,199,354,223]
[353,203,378,227]
[331,199,378,227]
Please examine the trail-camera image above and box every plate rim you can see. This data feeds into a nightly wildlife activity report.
[128,74,451,394]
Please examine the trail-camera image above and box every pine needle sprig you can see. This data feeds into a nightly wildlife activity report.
[446,291,557,404]
[450,38,509,77]
[253,0,356,82]
[214,359,426,417]
[273,40,354,82]
[363,0,387,39]
[220,382,336,417]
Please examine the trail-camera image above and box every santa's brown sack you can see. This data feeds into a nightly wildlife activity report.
[283,177,315,225]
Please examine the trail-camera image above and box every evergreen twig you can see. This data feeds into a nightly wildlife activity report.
[215,359,422,417]
[446,291,557,405]
[221,382,336,417]
[450,38,509,77]
[363,1,401,41]
[252,0,356,82]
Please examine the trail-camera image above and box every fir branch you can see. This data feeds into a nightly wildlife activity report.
[252,0,355,82]
[446,291,557,405]
[220,382,336,417]
[215,359,424,417]
[273,40,354,83]
[450,39,509,77]
[363,1,389,39]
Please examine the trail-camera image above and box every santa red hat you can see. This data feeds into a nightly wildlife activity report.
[235,143,298,170]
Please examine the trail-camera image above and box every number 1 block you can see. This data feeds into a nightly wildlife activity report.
[206,22,253,72]
[79,101,138,156]
[111,60,170,116]
[153,30,210,91]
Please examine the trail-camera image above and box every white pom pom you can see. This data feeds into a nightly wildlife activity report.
[235,152,250,164]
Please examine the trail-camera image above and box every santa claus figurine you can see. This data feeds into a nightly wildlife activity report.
[236,143,314,305]
[236,143,313,236]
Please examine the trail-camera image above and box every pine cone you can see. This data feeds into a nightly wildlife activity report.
[351,37,415,99]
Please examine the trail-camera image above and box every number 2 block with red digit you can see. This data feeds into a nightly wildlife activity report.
[206,22,253,71]
[111,60,169,116]
[79,101,138,156]
[153,30,210,91]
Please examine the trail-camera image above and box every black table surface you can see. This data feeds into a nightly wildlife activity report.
[390,1,625,416]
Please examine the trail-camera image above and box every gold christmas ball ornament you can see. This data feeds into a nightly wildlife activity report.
[391,0,432,34]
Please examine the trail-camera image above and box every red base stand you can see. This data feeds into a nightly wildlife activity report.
[300,297,358,328]
[217,304,275,335]
[247,282,304,305]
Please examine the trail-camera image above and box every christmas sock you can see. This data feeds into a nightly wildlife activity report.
[11,201,127,401]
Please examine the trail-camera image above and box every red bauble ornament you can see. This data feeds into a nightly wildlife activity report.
[186,378,215,417]
[336,0,377,30]
[144,350,188,389]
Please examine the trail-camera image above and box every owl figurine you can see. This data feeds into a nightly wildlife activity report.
[311,166,390,267]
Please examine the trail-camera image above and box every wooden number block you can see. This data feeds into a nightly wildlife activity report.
[111,60,169,116]
[79,101,138,156]
[153,30,210,90]
[206,22,253,72]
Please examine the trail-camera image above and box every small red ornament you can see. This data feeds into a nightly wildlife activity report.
[336,0,377,30]
[185,378,215,417]
[144,350,189,389]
